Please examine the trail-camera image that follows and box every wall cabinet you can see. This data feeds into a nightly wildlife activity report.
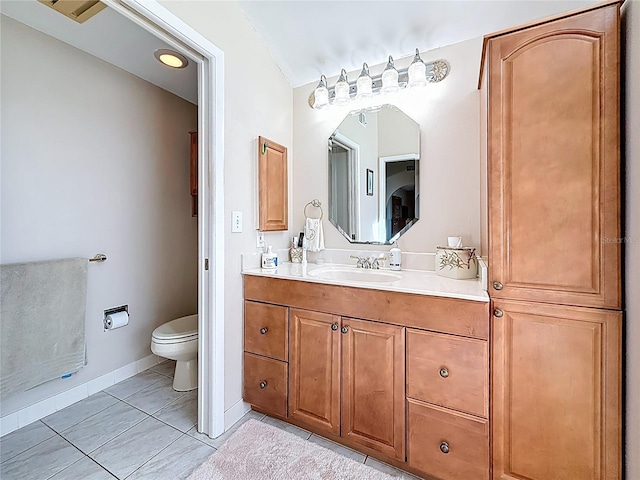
[244,275,489,478]
[480,2,623,479]
[482,3,621,310]
[258,136,288,231]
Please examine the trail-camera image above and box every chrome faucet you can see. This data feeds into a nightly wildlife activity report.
[350,255,387,269]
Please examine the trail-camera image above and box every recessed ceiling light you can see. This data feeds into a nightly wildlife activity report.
[154,49,188,69]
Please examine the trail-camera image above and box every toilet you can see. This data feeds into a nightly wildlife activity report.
[151,314,198,391]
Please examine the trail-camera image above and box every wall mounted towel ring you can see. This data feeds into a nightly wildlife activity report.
[89,253,107,263]
[304,199,323,220]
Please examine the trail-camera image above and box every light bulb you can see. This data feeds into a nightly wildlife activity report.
[333,69,350,106]
[313,75,329,110]
[356,63,373,99]
[408,48,427,88]
[381,56,399,94]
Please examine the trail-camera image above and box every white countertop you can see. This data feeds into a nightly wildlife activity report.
[242,262,489,303]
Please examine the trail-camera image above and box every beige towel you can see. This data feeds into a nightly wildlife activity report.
[305,218,325,252]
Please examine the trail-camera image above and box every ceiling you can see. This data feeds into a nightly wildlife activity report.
[238,0,602,87]
[1,0,601,100]
[0,0,198,104]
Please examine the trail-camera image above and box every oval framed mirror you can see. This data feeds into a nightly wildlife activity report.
[328,104,420,244]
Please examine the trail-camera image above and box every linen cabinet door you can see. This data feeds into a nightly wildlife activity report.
[487,5,621,309]
[491,299,621,480]
[341,318,405,461]
[289,309,341,435]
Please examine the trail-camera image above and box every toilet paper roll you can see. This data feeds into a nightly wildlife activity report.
[105,311,129,330]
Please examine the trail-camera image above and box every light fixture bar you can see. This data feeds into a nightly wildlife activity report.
[308,59,449,109]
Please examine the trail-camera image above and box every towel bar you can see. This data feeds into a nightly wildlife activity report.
[89,253,107,263]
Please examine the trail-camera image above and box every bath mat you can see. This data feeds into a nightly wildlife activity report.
[187,419,400,480]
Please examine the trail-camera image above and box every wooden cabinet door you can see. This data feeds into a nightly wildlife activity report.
[289,309,340,435]
[258,136,288,231]
[491,299,621,480]
[487,5,621,309]
[341,318,405,460]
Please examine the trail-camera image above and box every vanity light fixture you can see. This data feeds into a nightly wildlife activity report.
[333,69,351,106]
[312,74,330,109]
[356,63,373,99]
[154,49,189,69]
[308,49,449,110]
[408,49,428,87]
[381,56,400,93]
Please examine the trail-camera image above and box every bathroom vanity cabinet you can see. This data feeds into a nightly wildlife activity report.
[480,2,623,479]
[243,274,490,480]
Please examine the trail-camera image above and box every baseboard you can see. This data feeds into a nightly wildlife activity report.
[0,354,161,437]
[224,399,251,432]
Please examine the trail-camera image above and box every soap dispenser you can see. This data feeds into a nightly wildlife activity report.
[389,242,402,271]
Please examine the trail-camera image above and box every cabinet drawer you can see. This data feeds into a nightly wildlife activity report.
[244,301,288,361]
[407,329,487,417]
[408,399,488,480]
[244,353,287,418]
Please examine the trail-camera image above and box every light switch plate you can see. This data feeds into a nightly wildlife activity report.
[232,211,242,232]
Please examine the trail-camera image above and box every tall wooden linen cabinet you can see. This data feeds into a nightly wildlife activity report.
[480,2,623,479]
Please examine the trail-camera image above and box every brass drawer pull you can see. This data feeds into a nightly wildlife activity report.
[331,323,339,331]
[493,281,503,290]
[493,309,504,318]
[260,327,268,334]
[440,441,450,454]
[439,367,449,378]
[259,381,267,389]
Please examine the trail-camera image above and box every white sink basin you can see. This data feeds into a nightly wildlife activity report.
[308,266,401,284]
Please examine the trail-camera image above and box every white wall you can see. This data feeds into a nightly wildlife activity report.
[622,2,639,478]
[158,1,293,411]
[0,16,198,415]
[293,38,482,253]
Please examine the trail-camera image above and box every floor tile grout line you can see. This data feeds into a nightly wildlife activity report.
[119,393,188,417]
[0,421,59,466]
[151,413,196,434]
[121,431,193,480]
[42,394,120,435]
[77,412,150,457]
[114,378,169,402]
[40,433,90,480]
[186,430,219,450]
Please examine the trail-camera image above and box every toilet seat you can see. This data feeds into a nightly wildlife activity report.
[152,314,198,343]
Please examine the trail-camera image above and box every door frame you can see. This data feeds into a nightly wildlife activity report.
[378,153,419,243]
[103,0,226,438]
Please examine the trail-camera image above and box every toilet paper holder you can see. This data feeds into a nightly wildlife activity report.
[103,305,128,330]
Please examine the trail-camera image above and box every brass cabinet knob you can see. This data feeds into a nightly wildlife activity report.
[493,281,503,290]
[341,326,349,334]
[493,309,504,318]
[331,323,339,331]
[440,442,450,454]
[260,327,268,334]
[439,367,449,378]
[259,381,267,389]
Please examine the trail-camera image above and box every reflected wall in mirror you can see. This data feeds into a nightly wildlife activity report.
[328,104,420,244]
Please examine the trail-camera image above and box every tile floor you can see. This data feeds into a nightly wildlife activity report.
[1,361,420,480]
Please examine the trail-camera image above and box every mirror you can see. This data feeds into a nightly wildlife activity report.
[328,104,420,244]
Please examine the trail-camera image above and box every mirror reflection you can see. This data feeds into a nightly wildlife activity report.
[328,104,420,244]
